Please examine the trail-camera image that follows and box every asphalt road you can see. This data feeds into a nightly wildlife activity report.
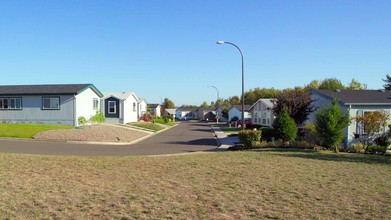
[0,121,218,156]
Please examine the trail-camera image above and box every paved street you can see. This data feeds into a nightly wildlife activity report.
[0,121,218,156]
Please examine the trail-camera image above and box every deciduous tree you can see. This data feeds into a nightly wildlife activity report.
[347,78,362,90]
[318,78,345,90]
[272,89,315,126]
[354,111,389,138]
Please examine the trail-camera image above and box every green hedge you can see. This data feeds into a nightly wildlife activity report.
[238,130,261,148]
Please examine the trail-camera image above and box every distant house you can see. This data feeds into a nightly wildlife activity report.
[164,108,177,116]
[249,99,275,127]
[0,84,103,126]
[308,89,391,147]
[215,106,228,122]
[149,104,161,117]
[103,92,140,124]
[175,107,196,119]
[228,105,251,122]
[137,98,148,119]
[195,108,215,121]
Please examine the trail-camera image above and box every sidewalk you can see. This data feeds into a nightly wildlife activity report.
[210,125,238,150]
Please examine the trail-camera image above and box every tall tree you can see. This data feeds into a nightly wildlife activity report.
[162,98,175,109]
[200,101,209,108]
[382,74,391,90]
[272,89,315,126]
[272,106,297,143]
[318,78,345,90]
[228,96,241,105]
[243,87,281,104]
[304,80,320,91]
[347,78,362,90]
[315,99,350,152]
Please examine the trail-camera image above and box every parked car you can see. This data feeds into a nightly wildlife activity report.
[232,119,252,128]
[180,115,194,120]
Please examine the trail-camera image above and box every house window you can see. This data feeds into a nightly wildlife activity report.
[108,101,116,114]
[0,98,22,110]
[133,102,136,112]
[93,98,99,110]
[42,97,60,110]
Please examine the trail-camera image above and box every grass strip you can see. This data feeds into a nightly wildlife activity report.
[129,122,165,132]
[0,124,72,138]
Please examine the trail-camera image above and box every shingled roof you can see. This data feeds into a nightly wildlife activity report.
[310,89,391,105]
[228,105,252,112]
[149,104,161,108]
[0,84,103,97]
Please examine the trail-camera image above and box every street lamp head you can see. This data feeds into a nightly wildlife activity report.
[216,40,225,44]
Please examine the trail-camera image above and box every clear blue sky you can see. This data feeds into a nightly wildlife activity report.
[1,1,390,105]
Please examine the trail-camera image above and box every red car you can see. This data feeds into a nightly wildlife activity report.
[232,119,252,127]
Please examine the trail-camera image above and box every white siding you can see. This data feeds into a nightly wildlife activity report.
[75,88,101,125]
[228,107,251,121]
[123,96,138,124]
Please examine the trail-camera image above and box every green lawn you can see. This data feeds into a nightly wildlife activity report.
[221,127,242,133]
[153,118,176,126]
[0,149,389,219]
[0,124,73,138]
[129,122,165,132]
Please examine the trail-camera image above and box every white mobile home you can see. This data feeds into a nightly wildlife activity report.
[103,92,140,124]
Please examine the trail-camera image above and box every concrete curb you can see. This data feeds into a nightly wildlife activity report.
[65,123,179,145]
[210,125,237,150]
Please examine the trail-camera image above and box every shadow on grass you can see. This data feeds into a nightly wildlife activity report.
[257,148,391,165]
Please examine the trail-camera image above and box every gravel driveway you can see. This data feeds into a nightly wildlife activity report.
[33,124,150,143]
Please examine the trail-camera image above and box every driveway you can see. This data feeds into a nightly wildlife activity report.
[0,121,218,156]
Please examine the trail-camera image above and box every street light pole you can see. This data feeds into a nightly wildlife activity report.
[216,41,245,130]
[209,85,220,100]
[209,85,220,123]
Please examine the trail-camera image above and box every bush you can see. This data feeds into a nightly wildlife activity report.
[141,112,152,122]
[230,116,239,122]
[238,130,261,148]
[162,114,172,123]
[366,145,387,155]
[260,127,274,142]
[89,111,105,124]
[374,135,390,147]
[302,123,321,145]
[348,143,366,153]
[77,116,87,125]
[272,107,297,143]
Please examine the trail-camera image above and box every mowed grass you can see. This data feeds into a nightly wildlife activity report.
[1,150,390,219]
[153,118,176,126]
[221,127,242,135]
[129,122,165,132]
[0,124,73,138]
